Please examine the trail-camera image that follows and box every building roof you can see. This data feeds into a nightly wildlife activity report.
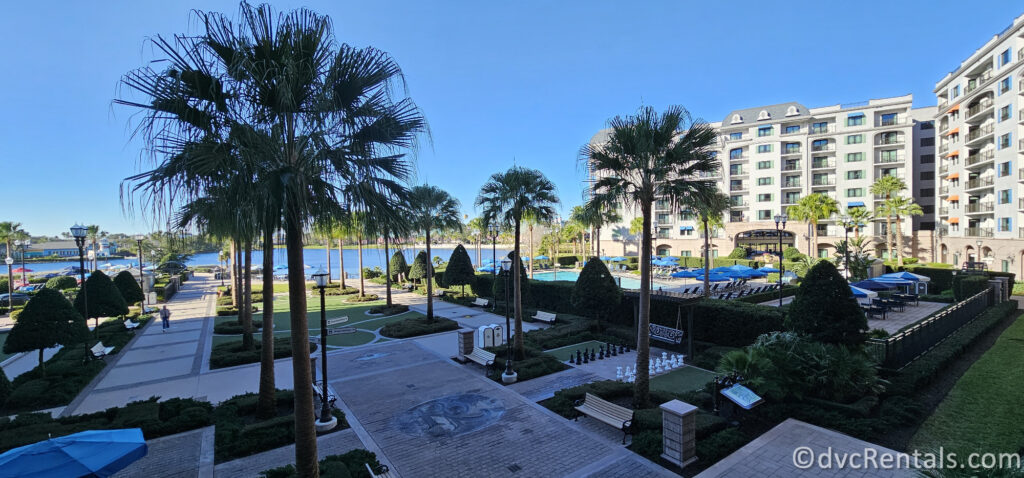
[934,12,1024,91]
[721,102,809,128]
[26,241,83,251]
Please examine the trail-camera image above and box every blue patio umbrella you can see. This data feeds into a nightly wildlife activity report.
[661,256,679,262]
[696,273,732,282]
[482,258,494,264]
[610,256,627,262]
[747,270,769,278]
[477,266,495,273]
[723,270,754,279]
[599,255,611,261]
[710,266,733,274]
[851,279,897,291]
[759,266,781,273]
[879,271,930,283]
[872,277,913,286]
[0,428,147,478]
[533,255,549,260]
[670,270,700,278]
[850,285,878,299]
[727,264,754,272]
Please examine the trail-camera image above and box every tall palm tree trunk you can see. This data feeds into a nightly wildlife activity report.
[357,234,365,297]
[241,242,254,351]
[337,238,345,289]
[528,224,534,278]
[513,219,525,360]
[885,215,894,261]
[425,230,433,321]
[635,205,652,407]
[596,227,601,257]
[325,235,332,284]
[384,233,392,306]
[703,217,711,298]
[284,212,316,478]
[231,241,239,307]
[895,216,904,267]
[258,225,276,418]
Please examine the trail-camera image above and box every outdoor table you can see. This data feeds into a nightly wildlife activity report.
[894,293,919,306]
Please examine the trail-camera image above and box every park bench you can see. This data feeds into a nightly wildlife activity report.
[433,289,446,298]
[313,382,337,409]
[573,393,634,444]
[87,342,115,361]
[365,463,395,478]
[649,323,683,345]
[532,310,556,324]
[471,298,489,308]
[124,320,141,331]
[464,347,495,375]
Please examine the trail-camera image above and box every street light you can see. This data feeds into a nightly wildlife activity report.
[488,223,499,310]
[311,267,335,429]
[70,224,89,329]
[976,239,983,263]
[500,257,517,384]
[135,235,146,307]
[4,256,12,302]
[773,214,788,307]
[840,214,851,280]
[15,239,30,285]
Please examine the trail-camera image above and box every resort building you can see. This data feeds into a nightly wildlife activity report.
[933,13,1024,276]
[591,94,937,262]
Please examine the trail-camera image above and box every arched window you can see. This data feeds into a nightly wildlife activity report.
[786,105,799,116]
[757,110,771,121]
[731,114,743,124]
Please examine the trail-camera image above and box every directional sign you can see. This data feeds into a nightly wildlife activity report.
[327,327,357,336]
[327,316,349,326]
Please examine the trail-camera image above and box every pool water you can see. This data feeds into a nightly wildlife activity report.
[531,271,669,290]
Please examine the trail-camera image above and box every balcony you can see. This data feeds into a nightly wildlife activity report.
[1019,168,1024,182]
[939,164,950,174]
[811,143,836,152]
[965,149,995,169]
[809,124,835,135]
[781,147,802,156]
[939,144,949,154]
[875,155,904,164]
[781,180,801,189]
[965,202,994,214]
[1020,47,1024,61]
[1019,108,1024,124]
[965,176,994,190]
[782,163,801,172]
[729,169,748,178]
[811,160,835,169]
[876,117,907,127]
[939,207,949,216]
[730,199,748,208]
[939,186,950,195]
[781,197,801,205]
[698,171,720,179]
[781,128,802,136]
[963,70,993,96]
[730,184,747,192]
[725,134,748,143]
[965,124,994,145]
[1020,227,1024,239]
[965,98,994,123]
[965,227,994,238]
[811,177,835,186]
[874,135,905,146]
[729,154,748,162]
[1020,197,1024,211]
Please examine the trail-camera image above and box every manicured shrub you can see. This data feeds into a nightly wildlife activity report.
[529,280,574,313]
[113,271,145,304]
[261,449,380,478]
[727,247,746,259]
[214,321,262,334]
[952,274,988,301]
[389,251,409,282]
[44,276,78,291]
[4,289,90,374]
[361,267,382,280]
[367,304,408,315]
[491,251,531,306]
[783,246,804,261]
[570,258,622,325]
[210,337,316,369]
[408,251,431,283]
[0,368,11,407]
[679,301,784,347]
[471,273,496,298]
[785,261,867,346]
[380,316,459,338]
[73,270,129,329]
[345,294,379,303]
[696,429,750,466]
[442,244,476,295]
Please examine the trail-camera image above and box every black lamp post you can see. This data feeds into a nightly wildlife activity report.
[135,235,146,307]
[4,256,13,303]
[71,224,89,330]
[15,239,29,285]
[840,215,851,280]
[312,267,334,427]
[488,223,499,311]
[500,257,517,383]
[773,214,787,307]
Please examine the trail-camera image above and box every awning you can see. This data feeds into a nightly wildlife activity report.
[947,172,959,180]
[946,150,959,157]
[949,217,960,224]
[679,226,694,231]
[948,104,961,113]
[847,112,864,118]
[847,201,865,207]
[946,128,959,135]
[949,195,959,201]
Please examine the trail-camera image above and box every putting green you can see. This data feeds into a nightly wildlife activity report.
[650,366,717,393]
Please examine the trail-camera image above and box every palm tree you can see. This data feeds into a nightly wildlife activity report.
[86,225,101,270]
[467,217,486,267]
[581,202,621,258]
[523,212,539,278]
[628,216,644,255]
[869,176,907,261]
[582,105,719,407]
[838,207,874,239]
[0,222,24,299]
[116,5,425,475]
[407,185,462,321]
[786,193,839,259]
[883,197,923,267]
[681,191,730,297]
[477,167,559,359]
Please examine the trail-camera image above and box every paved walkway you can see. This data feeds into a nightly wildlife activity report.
[112,427,214,478]
[1,345,61,380]
[213,428,365,477]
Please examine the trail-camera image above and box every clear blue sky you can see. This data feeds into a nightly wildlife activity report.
[1,1,1020,236]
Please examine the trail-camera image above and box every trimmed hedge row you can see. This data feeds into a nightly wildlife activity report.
[210,336,316,369]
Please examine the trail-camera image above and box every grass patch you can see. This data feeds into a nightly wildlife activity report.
[345,293,379,303]
[909,313,1024,453]
[543,340,610,362]
[214,391,348,463]
[380,316,459,339]
[650,366,718,395]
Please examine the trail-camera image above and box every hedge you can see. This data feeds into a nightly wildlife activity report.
[735,286,798,304]
[213,391,348,462]
[952,275,989,301]
[210,336,316,369]
[261,449,380,478]
[380,316,459,339]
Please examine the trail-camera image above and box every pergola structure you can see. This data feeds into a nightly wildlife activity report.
[623,290,703,358]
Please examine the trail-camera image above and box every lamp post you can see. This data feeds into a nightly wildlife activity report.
[488,223,499,310]
[311,267,335,429]
[71,224,89,330]
[4,256,12,302]
[976,239,983,264]
[554,215,562,270]
[500,258,517,383]
[840,215,851,280]
[135,235,146,306]
[15,239,29,285]
[773,214,787,307]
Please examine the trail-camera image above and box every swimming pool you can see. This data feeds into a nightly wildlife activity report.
[530,271,670,290]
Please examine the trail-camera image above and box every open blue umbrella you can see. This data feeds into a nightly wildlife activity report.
[880,271,930,283]
[0,428,147,478]
[851,279,897,291]
[728,264,754,272]
[873,277,913,286]
[477,266,495,273]
[710,266,733,274]
[747,270,769,278]
[850,285,878,299]
[611,256,627,262]
[599,255,611,261]
[696,273,732,282]
[534,255,549,260]
[671,270,701,278]
[759,266,781,273]
[662,256,679,262]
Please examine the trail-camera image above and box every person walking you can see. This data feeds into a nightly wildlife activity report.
[160,305,171,332]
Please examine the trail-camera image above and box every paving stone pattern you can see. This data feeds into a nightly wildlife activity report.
[112,427,211,478]
[214,428,365,477]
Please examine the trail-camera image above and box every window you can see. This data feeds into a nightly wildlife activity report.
[845,188,864,198]
[998,133,1012,149]
[784,192,801,204]
[786,106,799,116]
[757,193,773,202]
[846,170,864,180]
[730,148,744,159]
[757,144,773,153]
[783,142,800,154]
[757,160,773,170]
[951,85,960,98]
[920,154,935,164]
[998,161,1011,176]
[920,121,934,130]
[758,126,773,137]
[1000,105,1011,121]
[1000,48,1012,67]
[785,125,800,134]
[920,188,934,197]
[847,114,865,127]
[880,167,898,177]
[846,152,864,162]
[757,210,772,220]
[880,113,897,126]
[920,137,935,147]
[731,114,743,124]
[812,139,829,150]
[681,251,692,257]
[757,110,771,120]
[729,132,743,140]
[846,134,864,144]
[919,171,934,180]
[811,121,828,134]
[679,228,694,237]
[757,177,773,186]
[880,150,899,162]
[1000,77,1012,94]
[921,205,934,214]
[729,165,744,175]
[1003,260,1011,273]
[998,189,1012,204]
[998,217,1012,232]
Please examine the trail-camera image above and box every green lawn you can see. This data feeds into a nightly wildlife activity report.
[651,366,718,394]
[544,340,610,362]
[909,314,1024,453]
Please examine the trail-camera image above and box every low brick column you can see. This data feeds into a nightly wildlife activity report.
[457,329,475,357]
[660,399,698,467]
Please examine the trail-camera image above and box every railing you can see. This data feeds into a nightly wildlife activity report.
[1020,47,1024,61]
[811,160,836,169]
[729,215,747,223]
[1019,197,1024,210]
[875,155,904,164]
[966,177,994,189]
[939,144,949,154]
[809,125,836,135]
[730,184,746,192]
[1019,168,1024,180]
[966,150,995,166]
[938,98,949,109]
[940,186,950,195]
[966,99,994,119]
[1020,227,1024,239]
[965,202,994,213]
[966,227,994,237]
[963,70,993,95]
[1019,108,1024,122]
[966,124,994,142]
[875,136,904,146]
[782,163,801,171]
[864,290,990,369]
[781,128,801,136]
[811,178,835,186]
[782,197,801,205]
[782,147,802,155]
[730,200,748,207]
[811,143,835,152]
[730,154,748,161]
[782,181,801,188]
[877,117,907,127]
[939,164,949,174]
[1020,138,1024,151]
[939,207,949,215]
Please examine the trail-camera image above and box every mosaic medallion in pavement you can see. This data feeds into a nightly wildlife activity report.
[395,393,505,438]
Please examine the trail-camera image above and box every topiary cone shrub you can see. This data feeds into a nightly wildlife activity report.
[784,260,867,346]
[571,258,622,327]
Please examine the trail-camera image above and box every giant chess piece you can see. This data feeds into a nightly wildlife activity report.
[624,365,632,377]
[583,350,589,364]
[661,352,668,363]
[590,349,596,362]
[619,344,625,354]
[609,342,617,356]
[616,366,623,380]
[598,346,604,360]
[575,350,582,365]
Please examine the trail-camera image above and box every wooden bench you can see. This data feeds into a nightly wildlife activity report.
[365,463,395,478]
[573,393,634,444]
[532,311,556,324]
[464,347,495,375]
[313,382,337,408]
[87,342,115,361]
[124,320,141,331]
[471,298,489,308]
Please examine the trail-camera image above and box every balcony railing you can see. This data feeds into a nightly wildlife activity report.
[875,136,904,146]
[966,124,994,142]
[965,227,994,237]
[809,125,835,135]
[729,170,748,177]
[729,154,748,161]
[728,215,747,223]
[1020,227,1024,239]
[782,181,801,188]
[939,207,949,215]
[964,70,993,95]
[1019,197,1024,210]
[965,149,995,166]
[876,117,907,127]
[730,200,748,208]
[782,197,801,205]
[781,148,802,155]
[1019,168,1024,181]
[875,155,904,164]
[782,163,801,171]
[966,176,994,190]
[966,99,994,119]
[730,184,746,192]
[811,178,835,186]
[811,160,836,169]
[939,164,950,174]
[940,186,950,195]
[781,128,801,136]
[1020,47,1024,61]
[939,144,949,154]
[965,202,994,213]
[810,143,836,152]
